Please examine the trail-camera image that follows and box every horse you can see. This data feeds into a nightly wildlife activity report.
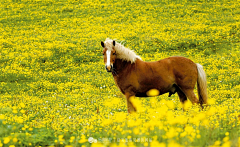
[101,38,208,113]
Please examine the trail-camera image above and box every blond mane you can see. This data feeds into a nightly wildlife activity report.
[103,38,142,63]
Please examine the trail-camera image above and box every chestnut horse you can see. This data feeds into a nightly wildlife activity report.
[101,38,208,113]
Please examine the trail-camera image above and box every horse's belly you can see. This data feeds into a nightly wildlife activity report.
[135,90,166,97]
[135,82,173,97]
[135,92,148,97]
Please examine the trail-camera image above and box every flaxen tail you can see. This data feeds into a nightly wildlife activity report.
[196,63,208,107]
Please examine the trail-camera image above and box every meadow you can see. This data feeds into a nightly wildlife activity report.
[0,0,240,146]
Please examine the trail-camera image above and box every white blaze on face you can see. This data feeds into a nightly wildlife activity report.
[106,50,111,67]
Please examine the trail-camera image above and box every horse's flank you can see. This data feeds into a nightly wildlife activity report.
[113,56,197,97]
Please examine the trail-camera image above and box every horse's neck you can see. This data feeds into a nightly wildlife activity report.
[113,59,132,74]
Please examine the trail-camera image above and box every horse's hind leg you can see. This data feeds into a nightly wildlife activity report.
[182,89,199,105]
[177,89,187,105]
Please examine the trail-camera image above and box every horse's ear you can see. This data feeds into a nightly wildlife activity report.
[101,41,105,48]
[113,40,115,46]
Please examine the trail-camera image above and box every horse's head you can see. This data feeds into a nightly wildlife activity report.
[101,40,116,72]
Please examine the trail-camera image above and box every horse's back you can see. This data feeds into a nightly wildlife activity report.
[135,56,198,90]
[140,56,196,75]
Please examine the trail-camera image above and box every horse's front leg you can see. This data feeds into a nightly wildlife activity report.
[125,92,137,113]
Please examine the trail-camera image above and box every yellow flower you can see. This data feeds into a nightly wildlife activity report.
[208,98,216,105]
[69,136,75,143]
[225,132,229,136]
[196,134,201,139]
[166,100,175,109]
[114,112,127,122]
[19,102,25,108]
[20,109,25,114]
[180,131,187,138]
[102,118,112,126]
[214,140,221,146]
[182,100,192,110]
[223,136,229,142]
[78,135,88,143]
[12,138,18,143]
[221,141,231,147]
[3,137,10,144]
[109,143,118,147]
[118,142,127,147]
[130,96,146,112]
[91,142,105,147]
[133,127,140,135]
[168,141,184,147]
[185,125,194,134]
[207,107,216,116]
[18,117,24,124]
[0,114,5,120]
[147,89,159,97]
[13,109,18,114]
[143,142,148,147]
[150,141,166,147]
[165,128,177,138]
[58,135,65,142]
[196,112,206,121]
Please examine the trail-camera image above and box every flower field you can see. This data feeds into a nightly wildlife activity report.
[0,0,240,146]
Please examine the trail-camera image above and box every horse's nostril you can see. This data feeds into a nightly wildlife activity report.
[105,65,112,72]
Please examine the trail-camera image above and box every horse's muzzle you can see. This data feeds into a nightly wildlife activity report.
[105,65,113,72]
